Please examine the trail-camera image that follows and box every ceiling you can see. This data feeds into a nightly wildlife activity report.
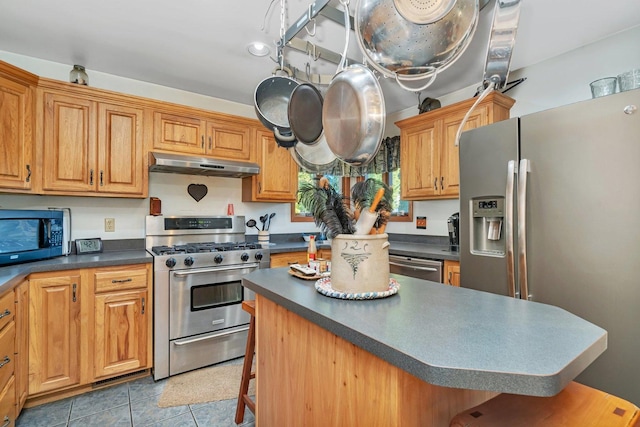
[1,0,639,114]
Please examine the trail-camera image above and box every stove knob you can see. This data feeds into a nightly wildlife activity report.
[255,252,263,261]
[165,257,177,268]
[241,252,250,262]
[184,256,195,267]
[214,254,224,264]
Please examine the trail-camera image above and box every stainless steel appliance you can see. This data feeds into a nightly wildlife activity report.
[389,255,442,282]
[447,212,460,251]
[0,209,65,266]
[146,215,270,380]
[459,89,640,404]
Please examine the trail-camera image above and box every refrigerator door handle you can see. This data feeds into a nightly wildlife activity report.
[517,159,531,300]
[505,160,517,298]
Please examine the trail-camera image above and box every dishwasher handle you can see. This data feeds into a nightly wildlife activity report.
[388,261,439,272]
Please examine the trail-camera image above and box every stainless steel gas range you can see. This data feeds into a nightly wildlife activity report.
[145,215,270,380]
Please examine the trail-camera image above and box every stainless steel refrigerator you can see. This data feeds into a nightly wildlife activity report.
[459,88,640,405]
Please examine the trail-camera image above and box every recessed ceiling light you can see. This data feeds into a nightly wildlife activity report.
[247,42,271,57]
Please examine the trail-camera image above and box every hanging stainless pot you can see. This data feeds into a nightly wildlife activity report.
[355,0,479,92]
[289,134,340,173]
[323,64,386,167]
[288,83,324,145]
[254,73,299,144]
[322,0,386,167]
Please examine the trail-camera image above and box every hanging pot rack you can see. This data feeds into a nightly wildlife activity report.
[272,0,357,86]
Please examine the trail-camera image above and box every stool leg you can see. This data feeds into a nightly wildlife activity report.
[235,314,256,424]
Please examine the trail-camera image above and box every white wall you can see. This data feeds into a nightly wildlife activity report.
[1,25,639,239]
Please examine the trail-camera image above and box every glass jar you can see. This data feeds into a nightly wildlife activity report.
[69,65,89,85]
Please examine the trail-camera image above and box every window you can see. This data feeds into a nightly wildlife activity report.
[291,171,412,222]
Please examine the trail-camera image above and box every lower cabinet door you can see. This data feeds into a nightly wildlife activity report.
[0,376,15,427]
[28,273,83,394]
[94,290,148,379]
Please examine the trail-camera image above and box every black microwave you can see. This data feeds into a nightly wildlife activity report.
[0,209,65,266]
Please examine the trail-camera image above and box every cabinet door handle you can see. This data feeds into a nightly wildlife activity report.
[201,135,205,148]
[258,182,262,194]
[26,164,31,182]
[208,136,212,150]
[111,278,133,284]
[440,176,444,190]
[0,355,10,369]
[100,170,104,186]
[0,309,10,319]
[141,297,145,315]
[448,271,453,284]
[434,178,437,191]
[2,415,10,427]
[72,283,77,302]
[90,169,94,185]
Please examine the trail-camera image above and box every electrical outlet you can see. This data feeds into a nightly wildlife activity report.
[416,216,427,229]
[105,218,115,232]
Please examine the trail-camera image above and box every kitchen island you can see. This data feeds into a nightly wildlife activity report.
[242,268,607,426]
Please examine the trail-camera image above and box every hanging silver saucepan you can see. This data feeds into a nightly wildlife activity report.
[254,68,300,147]
[355,0,479,92]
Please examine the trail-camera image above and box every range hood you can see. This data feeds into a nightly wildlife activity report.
[149,152,260,178]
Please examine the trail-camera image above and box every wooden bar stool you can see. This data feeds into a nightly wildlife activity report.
[235,300,256,424]
[450,381,640,426]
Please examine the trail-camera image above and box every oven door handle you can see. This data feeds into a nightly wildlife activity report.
[172,264,259,277]
[172,325,250,346]
[389,261,439,272]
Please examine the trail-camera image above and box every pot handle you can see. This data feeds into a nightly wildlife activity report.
[382,241,390,249]
[395,68,438,92]
[273,128,296,142]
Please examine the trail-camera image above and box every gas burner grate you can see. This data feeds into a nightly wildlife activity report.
[151,245,186,255]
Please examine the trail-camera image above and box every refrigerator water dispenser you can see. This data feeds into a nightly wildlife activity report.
[470,197,505,256]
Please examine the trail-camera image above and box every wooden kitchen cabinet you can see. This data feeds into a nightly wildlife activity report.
[242,129,298,202]
[153,109,253,161]
[270,251,308,268]
[444,260,460,287]
[38,80,146,197]
[92,264,152,379]
[14,281,28,413]
[396,92,514,200]
[0,61,38,193]
[26,264,152,402]
[28,271,87,395]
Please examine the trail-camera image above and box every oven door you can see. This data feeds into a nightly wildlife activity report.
[169,263,258,339]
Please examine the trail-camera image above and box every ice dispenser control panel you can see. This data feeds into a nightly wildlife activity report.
[471,197,505,257]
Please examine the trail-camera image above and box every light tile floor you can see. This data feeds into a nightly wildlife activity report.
[16,358,255,427]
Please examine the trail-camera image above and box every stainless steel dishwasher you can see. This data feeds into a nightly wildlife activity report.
[389,254,443,283]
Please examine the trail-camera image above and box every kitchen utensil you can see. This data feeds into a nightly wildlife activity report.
[288,83,324,144]
[481,0,522,91]
[354,0,478,92]
[254,73,300,143]
[616,69,640,92]
[590,77,617,98]
[289,135,339,173]
[323,64,386,166]
[266,212,276,230]
[354,187,385,234]
[246,219,260,232]
[259,214,268,230]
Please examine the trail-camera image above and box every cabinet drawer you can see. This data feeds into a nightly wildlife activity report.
[0,292,13,332]
[94,265,148,292]
[0,322,15,391]
[0,376,15,427]
[270,252,308,268]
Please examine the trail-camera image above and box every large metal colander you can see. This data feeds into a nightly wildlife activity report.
[355,0,479,91]
[393,0,457,25]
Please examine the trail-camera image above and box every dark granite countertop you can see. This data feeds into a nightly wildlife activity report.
[243,267,607,396]
[0,250,152,295]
